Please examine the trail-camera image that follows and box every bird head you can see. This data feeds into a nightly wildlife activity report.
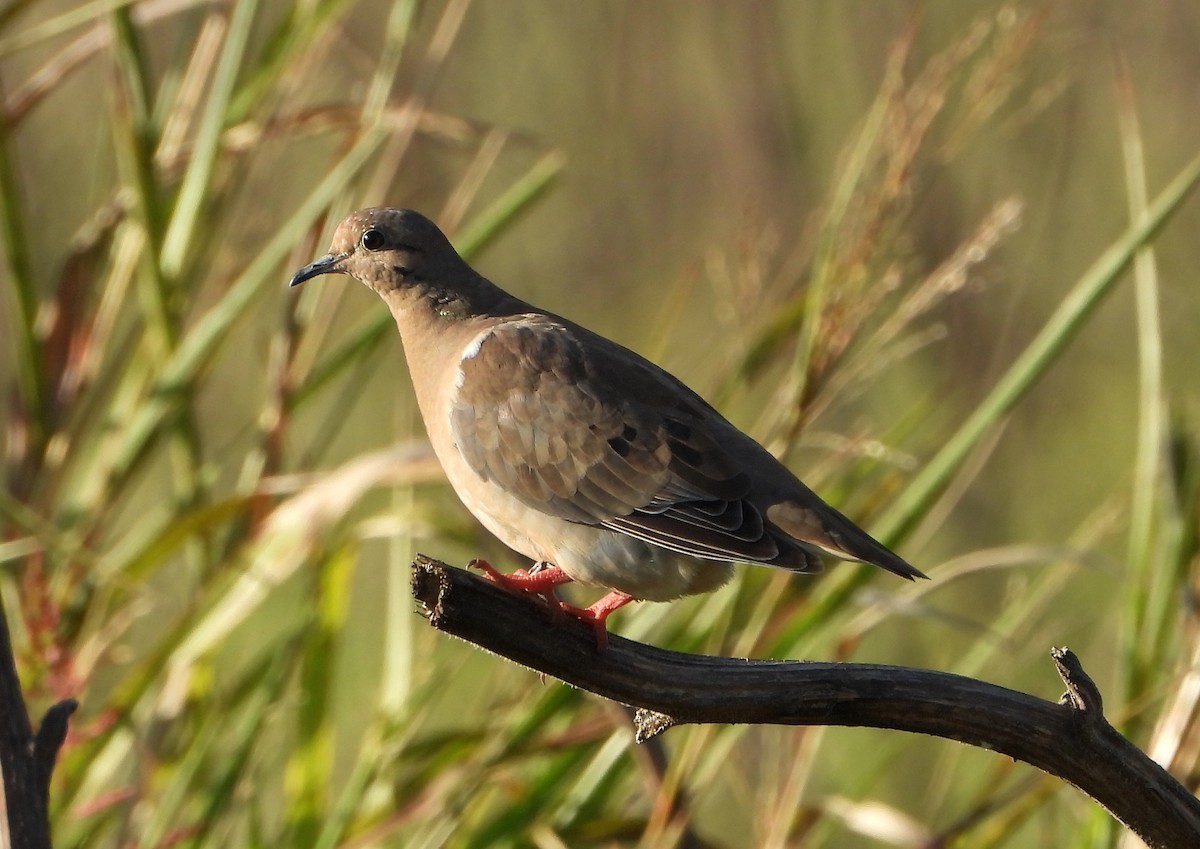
[289,208,460,296]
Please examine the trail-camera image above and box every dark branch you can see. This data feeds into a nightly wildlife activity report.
[411,555,1200,849]
[0,598,76,849]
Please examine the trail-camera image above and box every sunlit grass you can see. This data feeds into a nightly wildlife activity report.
[0,3,1197,848]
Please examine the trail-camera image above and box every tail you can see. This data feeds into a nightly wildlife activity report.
[767,499,928,581]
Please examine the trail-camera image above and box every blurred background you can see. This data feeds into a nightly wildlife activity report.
[2,1,1200,846]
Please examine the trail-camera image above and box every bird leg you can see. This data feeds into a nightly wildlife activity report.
[556,591,637,650]
[469,558,571,591]
[468,560,636,649]
[468,559,573,609]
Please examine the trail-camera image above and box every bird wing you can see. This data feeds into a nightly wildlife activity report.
[448,316,810,567]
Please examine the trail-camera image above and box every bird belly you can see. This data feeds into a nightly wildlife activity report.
[434,440,733,600]
[546,525,735,601]
[421,345,735,602]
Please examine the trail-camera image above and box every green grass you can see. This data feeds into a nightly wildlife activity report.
[2,3,1199,848]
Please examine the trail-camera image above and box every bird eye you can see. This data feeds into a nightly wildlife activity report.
[361,229,385,251]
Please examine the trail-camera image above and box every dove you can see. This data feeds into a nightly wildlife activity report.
[290,208,924,645]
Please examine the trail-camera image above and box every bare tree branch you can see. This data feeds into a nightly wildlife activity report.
[411,555,1200,849]
[0,598,76,849]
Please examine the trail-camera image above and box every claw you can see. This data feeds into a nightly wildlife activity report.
[557,590,637,651]
[468,558,572,608]
[469,559,572,594]
[466,560,637,650]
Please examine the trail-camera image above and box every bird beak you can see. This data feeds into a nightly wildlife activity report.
[289,252,347,287]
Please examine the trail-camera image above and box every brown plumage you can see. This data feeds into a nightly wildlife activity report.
[290,208,925,638]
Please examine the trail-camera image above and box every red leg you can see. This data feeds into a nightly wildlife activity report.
[469,559,572,590]
[559,590,637,650]
[468,559,573,606]
[468,560,637,649]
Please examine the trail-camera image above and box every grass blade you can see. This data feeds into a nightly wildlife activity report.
[876,149,1200,545]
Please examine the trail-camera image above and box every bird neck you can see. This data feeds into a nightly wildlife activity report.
[381,274,534,424]
[383,271,527,323]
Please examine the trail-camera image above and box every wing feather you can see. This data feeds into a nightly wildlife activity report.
[450,317,793,565]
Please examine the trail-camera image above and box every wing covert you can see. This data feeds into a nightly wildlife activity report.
[449,317,789,564]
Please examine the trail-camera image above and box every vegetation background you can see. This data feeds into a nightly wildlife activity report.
[2,1,1199,847]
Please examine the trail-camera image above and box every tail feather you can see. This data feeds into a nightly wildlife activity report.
[766,499,928,581]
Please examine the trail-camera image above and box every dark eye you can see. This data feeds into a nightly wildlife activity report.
[361,229,385,251]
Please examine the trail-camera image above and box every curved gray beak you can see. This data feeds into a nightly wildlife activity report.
[289,253,346,287]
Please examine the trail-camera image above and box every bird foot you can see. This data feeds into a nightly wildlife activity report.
[468,558,576,611]
[467,560,636,649]
[557,590,637,651]
[468,559,572,596]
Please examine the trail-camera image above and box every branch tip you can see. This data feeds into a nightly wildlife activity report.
[411,554,449,624]
[32,698,78,792]
[33,698,78,757]
[1052,646,1104,719]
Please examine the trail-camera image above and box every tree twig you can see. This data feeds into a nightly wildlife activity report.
[0,598,77,849]
[411,555,1200,849]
